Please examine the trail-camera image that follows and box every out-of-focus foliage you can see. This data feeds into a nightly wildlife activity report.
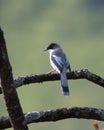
[0,0,104,130]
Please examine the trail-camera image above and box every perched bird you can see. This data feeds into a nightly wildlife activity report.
[44,43,71,96]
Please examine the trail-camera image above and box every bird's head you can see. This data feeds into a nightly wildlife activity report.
[44,43,60,51]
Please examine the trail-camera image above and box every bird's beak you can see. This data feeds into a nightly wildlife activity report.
[43,48,47,52]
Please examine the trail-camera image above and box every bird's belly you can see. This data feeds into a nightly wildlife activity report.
[50,59,60,73]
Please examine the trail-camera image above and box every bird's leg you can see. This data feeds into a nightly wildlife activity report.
[47,69,55,74]
[68,66,71,72]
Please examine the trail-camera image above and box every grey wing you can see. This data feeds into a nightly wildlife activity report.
[61,52,71,72]
[51,55,64,73]
[65,58,71,72]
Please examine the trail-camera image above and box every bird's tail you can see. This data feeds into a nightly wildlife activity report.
[60,72,69,96]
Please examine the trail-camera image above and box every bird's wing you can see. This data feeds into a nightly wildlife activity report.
[51,55,64,72]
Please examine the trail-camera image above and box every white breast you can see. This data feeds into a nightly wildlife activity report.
[49,49,61,73]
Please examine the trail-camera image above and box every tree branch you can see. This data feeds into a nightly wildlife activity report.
[0,69,103,94]
[0,28,28,130]
[0,107,104,129]
[14,69,104,88]
[0,69,104,94]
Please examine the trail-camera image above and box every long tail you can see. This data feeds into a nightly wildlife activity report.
[60,72,69,96]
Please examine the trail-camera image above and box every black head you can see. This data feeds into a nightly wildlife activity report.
[46,43,60,50]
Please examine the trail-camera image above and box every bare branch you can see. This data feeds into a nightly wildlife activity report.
[0,28,28,130]
[0,107,104,129]
[14,69,104,88]
[0,69,103,94]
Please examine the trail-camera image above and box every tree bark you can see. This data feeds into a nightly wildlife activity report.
[0,107,104,129]
[13,69,104,88]
[0,28,28,130]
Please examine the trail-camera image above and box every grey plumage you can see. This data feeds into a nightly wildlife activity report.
[60,71,69,95]
[44,43,71,96]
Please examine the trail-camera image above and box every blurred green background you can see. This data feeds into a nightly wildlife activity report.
[0,0,104,130]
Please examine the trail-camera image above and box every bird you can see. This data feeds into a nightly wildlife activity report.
[44,43,71,96]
